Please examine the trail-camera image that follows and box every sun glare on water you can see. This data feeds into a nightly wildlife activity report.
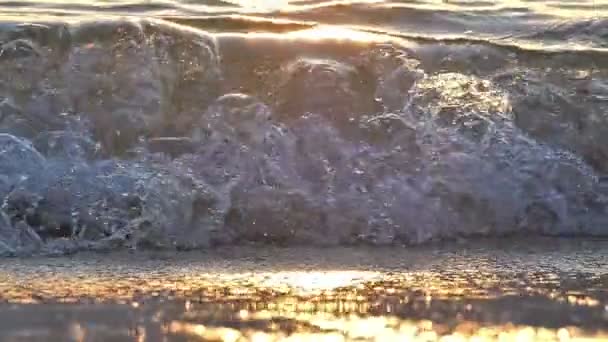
[288,26,384,42]
[224,0,382,12]
[257,271,381,292]
[1,254,608,341]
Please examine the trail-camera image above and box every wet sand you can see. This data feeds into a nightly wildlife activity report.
[0,238,607,341]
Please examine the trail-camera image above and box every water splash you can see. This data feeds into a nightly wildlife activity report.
[0,18,607,254]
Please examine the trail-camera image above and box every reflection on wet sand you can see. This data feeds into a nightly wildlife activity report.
[0,239,607,341]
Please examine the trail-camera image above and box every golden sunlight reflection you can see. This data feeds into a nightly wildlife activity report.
[224,0,383,12]
[1,245,608,341]
[167,322,242,342]
[5,267,607,341]
[378,0,599,19]
[217,25,388,43]
[287,25,384,42]
[165,312,608,341]
[223,0,288,11]
[257,271,381,293]
[0,0,598,18]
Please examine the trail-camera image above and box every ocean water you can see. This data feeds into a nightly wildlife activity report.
[1,2,608,341]
[0,1,607,254]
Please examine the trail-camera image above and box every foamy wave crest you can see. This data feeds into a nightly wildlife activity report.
[1,18,608,255]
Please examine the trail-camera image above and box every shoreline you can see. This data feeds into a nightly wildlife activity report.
[0,237,607,340]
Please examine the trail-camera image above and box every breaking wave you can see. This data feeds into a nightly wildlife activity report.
[1,18,608,255]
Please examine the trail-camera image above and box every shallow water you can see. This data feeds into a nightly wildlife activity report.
[0,238,607,341]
